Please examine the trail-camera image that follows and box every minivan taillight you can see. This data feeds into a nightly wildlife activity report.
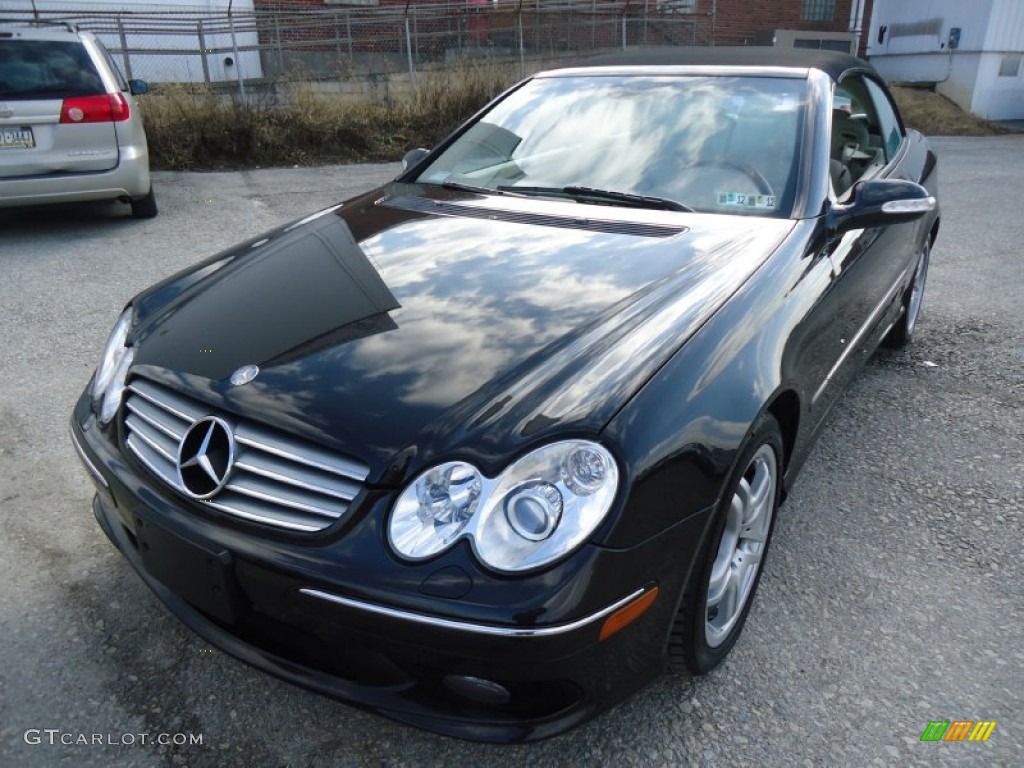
[60,93,130,124]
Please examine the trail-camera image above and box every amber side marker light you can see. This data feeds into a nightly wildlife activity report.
[599,586,659,641]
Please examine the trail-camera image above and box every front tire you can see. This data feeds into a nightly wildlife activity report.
[884,241,929,348]
[130,186,158,219]
[669,413,782,675]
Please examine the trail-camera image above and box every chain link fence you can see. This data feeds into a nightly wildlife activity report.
[4,1,713,97]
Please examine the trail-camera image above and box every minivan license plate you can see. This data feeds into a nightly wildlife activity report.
[0,126,35,149]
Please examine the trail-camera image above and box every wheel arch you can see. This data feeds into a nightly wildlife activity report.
[764,388,800,473]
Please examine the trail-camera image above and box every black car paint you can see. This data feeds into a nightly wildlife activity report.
[128,189,795,500]
[71,57,939,742]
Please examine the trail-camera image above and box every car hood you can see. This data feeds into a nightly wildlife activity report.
[131,185,794,485]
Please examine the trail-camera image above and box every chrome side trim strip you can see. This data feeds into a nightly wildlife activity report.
[812,269,908,405]
[297,586,648,638]
[70,424,108,489]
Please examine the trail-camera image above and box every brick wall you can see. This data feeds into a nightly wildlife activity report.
[712,0,873,54]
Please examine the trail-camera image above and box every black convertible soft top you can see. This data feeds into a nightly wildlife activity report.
[566,46,876,82]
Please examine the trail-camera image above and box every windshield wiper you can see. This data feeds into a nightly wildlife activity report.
[497,184,693,212]
[440,179,505,196]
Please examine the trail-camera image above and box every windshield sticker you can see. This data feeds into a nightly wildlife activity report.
[717,192,777,209]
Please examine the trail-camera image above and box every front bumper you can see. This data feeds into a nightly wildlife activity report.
[70,399,710,742]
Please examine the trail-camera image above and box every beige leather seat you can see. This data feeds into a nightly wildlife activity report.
[830,111,871,195]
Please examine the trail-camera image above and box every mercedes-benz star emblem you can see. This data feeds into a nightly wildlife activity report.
[177,416,235,498]
[230,364,260,386]
[0,105,12,119]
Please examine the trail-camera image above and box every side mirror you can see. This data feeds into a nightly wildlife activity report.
[128,79,149,96]
[829,178,935,235]
[402,147,430,173]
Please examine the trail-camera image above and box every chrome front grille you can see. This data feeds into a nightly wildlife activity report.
[123,377,369,532]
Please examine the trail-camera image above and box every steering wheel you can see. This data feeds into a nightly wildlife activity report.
[685,160,775,196]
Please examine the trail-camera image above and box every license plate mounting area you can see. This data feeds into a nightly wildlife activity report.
[135,514,244,625]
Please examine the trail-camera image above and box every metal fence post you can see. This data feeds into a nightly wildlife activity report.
[197,20,211,83]
[228,12,246,99]
[273,14,284,74]
[517,8,525,77]
[404,14,416,92]
[533,0,539,52]
[116,17,134,82]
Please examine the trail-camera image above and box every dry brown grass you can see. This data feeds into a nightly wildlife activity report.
[140,70,1004,170]
[890,85,1005,136]
[139,62,518,170]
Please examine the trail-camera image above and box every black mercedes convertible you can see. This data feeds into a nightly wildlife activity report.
[71,48,939,741]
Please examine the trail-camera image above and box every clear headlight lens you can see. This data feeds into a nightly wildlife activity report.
[389,462,483,560]
[98,346,134,425]
[388,440,619,573]
[91,308,134,424]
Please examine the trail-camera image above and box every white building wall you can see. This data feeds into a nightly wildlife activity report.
[985,0,1024,51]
[974,0,1024,119]
[31,0,263,83]
[867,0,1024,120]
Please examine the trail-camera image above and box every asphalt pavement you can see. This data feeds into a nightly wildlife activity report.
[0,138,1021,767]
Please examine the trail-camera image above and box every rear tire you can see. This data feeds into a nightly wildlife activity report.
[130,187,158,219]
[884,241,929,348]
[668,413,782,675]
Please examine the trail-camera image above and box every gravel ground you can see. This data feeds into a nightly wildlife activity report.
[0,137,1021,767]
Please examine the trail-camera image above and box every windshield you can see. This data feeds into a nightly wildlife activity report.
[415,74,808,218]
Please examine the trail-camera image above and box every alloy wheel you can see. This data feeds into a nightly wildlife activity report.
[705,444,778,648]
[905,245,930,338]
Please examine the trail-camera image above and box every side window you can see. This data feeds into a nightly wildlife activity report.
[96,42,128,92]
[830,75,879,196]
[864,78,904,161]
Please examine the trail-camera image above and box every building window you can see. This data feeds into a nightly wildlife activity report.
[657,0,697,11]
[999,54,1022,77]
[802,0,836,22]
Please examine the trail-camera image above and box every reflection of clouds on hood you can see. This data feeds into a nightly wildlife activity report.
[350,216,637,406]
[348,294,530,406]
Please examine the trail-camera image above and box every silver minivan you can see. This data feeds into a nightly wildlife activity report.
[0,21,156,218]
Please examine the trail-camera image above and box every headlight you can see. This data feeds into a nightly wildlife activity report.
[388,440,619,573]
[91,308,134,424]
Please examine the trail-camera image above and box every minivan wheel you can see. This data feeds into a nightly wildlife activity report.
[130,187,158,219]
[668,413,782,675]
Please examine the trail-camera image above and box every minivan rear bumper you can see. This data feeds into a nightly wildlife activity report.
[0,143,150,207]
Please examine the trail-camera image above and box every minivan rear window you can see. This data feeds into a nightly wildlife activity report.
[0,40,105,100]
